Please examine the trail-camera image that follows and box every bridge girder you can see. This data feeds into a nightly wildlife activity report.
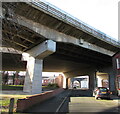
[0,2,118,72]
[2,2,120,53]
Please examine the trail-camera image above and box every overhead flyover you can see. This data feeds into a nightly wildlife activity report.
[2,42,112,72]
[1,1,120,53]
[1,1,120,94]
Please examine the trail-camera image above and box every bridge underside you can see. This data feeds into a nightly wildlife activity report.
[1,2,118,94]
[1,2,119,73]
[2,42,112,72]
[2,2,120,53]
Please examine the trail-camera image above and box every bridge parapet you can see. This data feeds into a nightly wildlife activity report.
[26,0,120,47]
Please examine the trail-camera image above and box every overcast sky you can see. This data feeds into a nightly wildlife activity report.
[41,0,119,41]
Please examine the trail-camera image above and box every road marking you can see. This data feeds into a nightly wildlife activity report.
[55,90,71,113]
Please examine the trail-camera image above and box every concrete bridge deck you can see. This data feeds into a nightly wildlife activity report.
[1,1,120,72]
[1,1,120,53]
[1,1,120,94]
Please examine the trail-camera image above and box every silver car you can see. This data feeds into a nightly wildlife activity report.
[93,87,111,100]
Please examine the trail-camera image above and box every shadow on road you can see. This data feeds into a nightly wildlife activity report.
[96,106,120,114]
[16,89,120,114]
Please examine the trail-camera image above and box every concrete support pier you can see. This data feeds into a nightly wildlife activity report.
[22,40,56,94]
[98,66,116,94]
[109,71,116,93]
[23,57,43,94]
[89,72,96,91]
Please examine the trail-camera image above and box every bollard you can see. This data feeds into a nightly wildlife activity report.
[9,98,14,114]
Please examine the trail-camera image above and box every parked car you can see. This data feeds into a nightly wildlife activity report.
[93,87,111,99]
[73,85,77,89]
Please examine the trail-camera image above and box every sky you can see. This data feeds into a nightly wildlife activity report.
[41,0,119,41]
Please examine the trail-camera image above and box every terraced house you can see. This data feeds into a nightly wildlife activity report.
[113,51,120,96]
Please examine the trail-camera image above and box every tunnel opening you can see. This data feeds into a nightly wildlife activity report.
[96,72,109,89]
[71,76,89,90]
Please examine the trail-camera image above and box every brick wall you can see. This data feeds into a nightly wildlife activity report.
[16,88,64,112]
[55,74,63,88]
[112,52,120,94]
[113,52,120,75]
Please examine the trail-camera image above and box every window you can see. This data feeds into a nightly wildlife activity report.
[117,76,120,89]
[116,58,120,69]
[118,78,120,89]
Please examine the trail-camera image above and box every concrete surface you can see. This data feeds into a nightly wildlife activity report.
[69,97,120,113]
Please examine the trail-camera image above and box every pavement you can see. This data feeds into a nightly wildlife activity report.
[1,90,31,95]
[0,90,54,99]
[1,89,120,113]
[1,88,54,95]
[69,97,120,113]
[1,90,120,99]
[110,95,120,103]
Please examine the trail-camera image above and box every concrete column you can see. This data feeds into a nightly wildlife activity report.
[109,71,116,93]
[65,78,69,89]
[94,73,97,88]
[62,75,67,89]
[22,40,56,94]
[88,72,96,96]
[32,59,43,94]
[97,77,102,87]
[98,66,116,94]
[71,78,74,88]
[68,78,71,89]
[23,57,43,94]
[23,56,34,93]
[65,77,71,89]
[89,72,96,91]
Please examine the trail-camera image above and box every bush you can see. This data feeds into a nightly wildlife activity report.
[2,85,23,90]
[47,83,59,88]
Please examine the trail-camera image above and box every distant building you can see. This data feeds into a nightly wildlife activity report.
[42,76,51,86]
[2,71,64,87]
[42,74,64,88]
[112,52,120,96]
[55,74,63,88]
[71,76,89,89]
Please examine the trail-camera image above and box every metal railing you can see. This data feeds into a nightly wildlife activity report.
[28,0,120,47]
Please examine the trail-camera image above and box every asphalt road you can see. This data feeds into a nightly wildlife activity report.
[25,89,71,113]
[68,97,119,113]
[25,89,120,114]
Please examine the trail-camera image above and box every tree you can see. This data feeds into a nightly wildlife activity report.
[2,71,8,85]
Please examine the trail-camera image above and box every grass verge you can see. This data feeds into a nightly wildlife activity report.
[1,85,59,113]
[2,85,23,90]
[0,95,30,113]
